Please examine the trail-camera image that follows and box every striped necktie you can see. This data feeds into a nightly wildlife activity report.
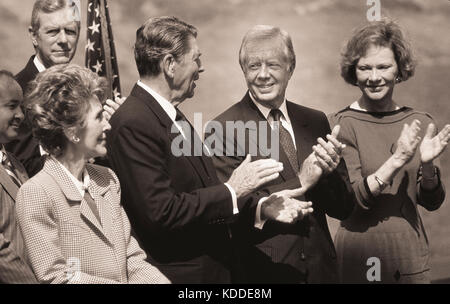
[270,109,299,172]
[1,152,22,188]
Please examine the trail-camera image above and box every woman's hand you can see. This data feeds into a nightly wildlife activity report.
[420,123,450,164]
[392,119,421,167]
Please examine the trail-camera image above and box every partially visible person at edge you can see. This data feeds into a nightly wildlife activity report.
[0,70,37,283]
[7,0,123,177]
[16,64,170,284]
[329,19,450,284]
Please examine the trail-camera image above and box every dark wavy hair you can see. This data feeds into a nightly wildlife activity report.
[25,64,107,157]
[134,16,197,77]
[340,19,416,86]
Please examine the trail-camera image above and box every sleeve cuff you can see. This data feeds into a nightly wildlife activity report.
[224,183,239,215]
[254,197,268,230]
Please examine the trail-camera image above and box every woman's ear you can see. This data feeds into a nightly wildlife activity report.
[64,127,80,144]
[162,54,176,78]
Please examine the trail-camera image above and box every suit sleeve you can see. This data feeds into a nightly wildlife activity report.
[208,121,301,228]
[107,119,234,235]
[0,233,37,283]
[305,113,356,220]
[16,180,121,284]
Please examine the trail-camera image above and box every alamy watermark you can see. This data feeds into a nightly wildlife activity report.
[367,0,382,21]
[366,257,381,282]
[170,113,280,160]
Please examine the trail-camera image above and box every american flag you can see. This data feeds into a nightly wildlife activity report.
[85,0,121,99]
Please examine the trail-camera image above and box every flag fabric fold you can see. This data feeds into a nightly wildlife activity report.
[85,0,121,99]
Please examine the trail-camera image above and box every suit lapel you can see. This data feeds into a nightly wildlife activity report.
[286,102,312,166]
[0,164,19,201]
[7,152,29,184]
[86,165,114,245]
[132,84,212,186]
[242,94,297,181]
[43,157,113,245]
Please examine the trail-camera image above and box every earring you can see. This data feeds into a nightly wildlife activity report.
[73,136,80,143]
[395,77,401,83]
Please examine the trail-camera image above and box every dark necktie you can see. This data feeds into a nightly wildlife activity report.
[270,109,299,171]
[1,152,22,188]
[175,108,212,177]
[83,188,102,226]
[175,108,205,157]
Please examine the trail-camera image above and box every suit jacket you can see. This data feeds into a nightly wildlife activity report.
[16,156,169,284]
[0,151,37,283]
[210,92,356,283]
[5,56,43,177]
[106,84,258,283]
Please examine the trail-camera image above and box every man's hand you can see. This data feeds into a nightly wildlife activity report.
[298,125,344,191]
[227,154,283,198]
[420,123,450,164]
[103,96,126,121]
[261,187,313,224]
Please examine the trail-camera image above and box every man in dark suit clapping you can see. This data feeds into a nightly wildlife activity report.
[208,25,357,283]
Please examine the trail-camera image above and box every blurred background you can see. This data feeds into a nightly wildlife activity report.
[1,0,449,282]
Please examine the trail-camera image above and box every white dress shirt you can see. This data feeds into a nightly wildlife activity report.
[33,56,46,73]
[52,156,90,197]
[33,56,50,157]
[137,80,238,215]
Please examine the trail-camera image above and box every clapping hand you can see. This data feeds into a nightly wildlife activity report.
[420,123,450,164]
[298,125,345,191]
[227,155,284,198]
[392,119,421,166]
[261,187,313,224]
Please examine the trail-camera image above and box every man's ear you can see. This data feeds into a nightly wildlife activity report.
[162,54,176,78]
[28,26,38,47]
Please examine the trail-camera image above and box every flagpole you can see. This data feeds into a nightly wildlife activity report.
[98,0,113,99]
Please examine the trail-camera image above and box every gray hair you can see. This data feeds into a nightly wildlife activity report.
[239,25,296,73]
[30,0,81,33]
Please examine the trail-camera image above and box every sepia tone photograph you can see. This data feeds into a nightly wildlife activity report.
[0,0,449,287]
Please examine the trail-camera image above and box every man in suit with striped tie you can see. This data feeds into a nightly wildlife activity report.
[0,70,37,283]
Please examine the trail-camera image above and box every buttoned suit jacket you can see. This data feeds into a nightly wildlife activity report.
[16,156,169,284]
[106,84,259,283]
[5,56,43,177]
[0,151,37,283]
[210,93,356,283]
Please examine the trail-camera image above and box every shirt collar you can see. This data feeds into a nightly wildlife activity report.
[33,56,46,73]
[0,145,6,161]
[248,92,291,124]
[137,80,177,122]
[52,156,90,196]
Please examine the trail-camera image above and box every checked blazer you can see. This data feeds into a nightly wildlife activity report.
[16,156,170,284]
